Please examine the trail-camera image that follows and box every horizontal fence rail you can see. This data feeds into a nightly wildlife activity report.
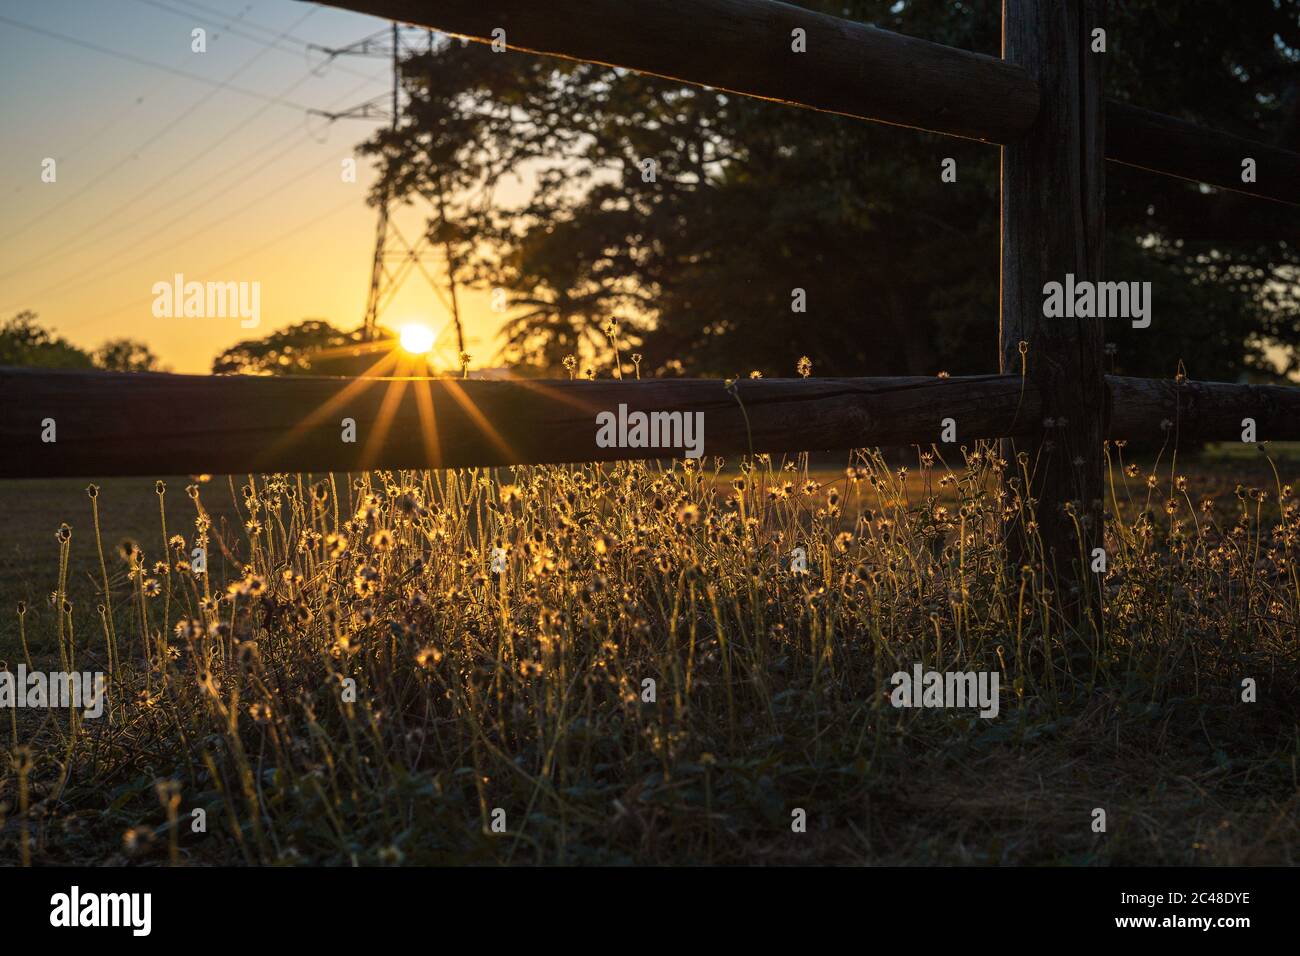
[1106,376,1300,443]
[319,0,1041,144]
[3,367,1296,478]
[314,0,1300,205]
[1108,103,1300,207]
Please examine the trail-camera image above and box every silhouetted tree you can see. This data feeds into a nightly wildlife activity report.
[0,311,93,369]
[211,319,364,375]
[366,0,1300,382]
[94,338,163,373]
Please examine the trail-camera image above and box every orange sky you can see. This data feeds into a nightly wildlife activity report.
[1,0,506,373]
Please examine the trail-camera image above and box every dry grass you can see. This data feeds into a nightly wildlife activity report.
[1,440,1298,865]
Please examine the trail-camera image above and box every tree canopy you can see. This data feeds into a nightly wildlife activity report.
[93,338,164,373]
[0,311,162,372]
[210,319,364,375]
[362,0,1300,383]
[0,312,93,369]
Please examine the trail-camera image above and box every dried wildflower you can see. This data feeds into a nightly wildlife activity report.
[123,826,155,855]
[353,566,379,597]
[174,618,203,640]
[394,492,422,517]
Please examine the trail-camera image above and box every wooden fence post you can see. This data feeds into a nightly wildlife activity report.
[1000,0,1106,616]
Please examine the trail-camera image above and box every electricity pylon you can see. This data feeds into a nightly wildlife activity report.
[308,26,463,348]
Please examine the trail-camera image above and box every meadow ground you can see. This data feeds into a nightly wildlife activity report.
[1,442,1298,865]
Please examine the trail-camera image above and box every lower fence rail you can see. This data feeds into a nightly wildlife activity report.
[0,366,1296,478]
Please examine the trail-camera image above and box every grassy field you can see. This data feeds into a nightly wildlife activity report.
[1,442,1298,865]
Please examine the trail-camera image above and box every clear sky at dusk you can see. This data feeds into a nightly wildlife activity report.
[1,0,505,372]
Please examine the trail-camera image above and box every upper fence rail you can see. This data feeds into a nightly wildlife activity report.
[312,0,1300,206]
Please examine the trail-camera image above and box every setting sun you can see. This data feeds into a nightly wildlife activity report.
[398,323,436,355]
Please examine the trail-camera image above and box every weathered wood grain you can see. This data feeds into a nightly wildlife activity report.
[1108,376,1300,443]
[1108,102,1300,208]
[1000,0,1106,580]
[310,0,1040,143]
[0,368,1036,478]
[3,367,1297,478]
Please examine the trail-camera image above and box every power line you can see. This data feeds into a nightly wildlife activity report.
[61,192,363,333]
[5,137,324,308]
[5,93,150,198]
[0,63,383,279]
[0,64,387,304]
[1,9,458,346]
[161,0,345,48]
[1,72,383,279]
[0,6,399,283]
[0,12,317,112]
[4,97,384,307]
[0,5,320,245]
[129,0,382,83]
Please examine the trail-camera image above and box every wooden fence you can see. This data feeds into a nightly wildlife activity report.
[4,0,1299,582]
[5,367,1300,476]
